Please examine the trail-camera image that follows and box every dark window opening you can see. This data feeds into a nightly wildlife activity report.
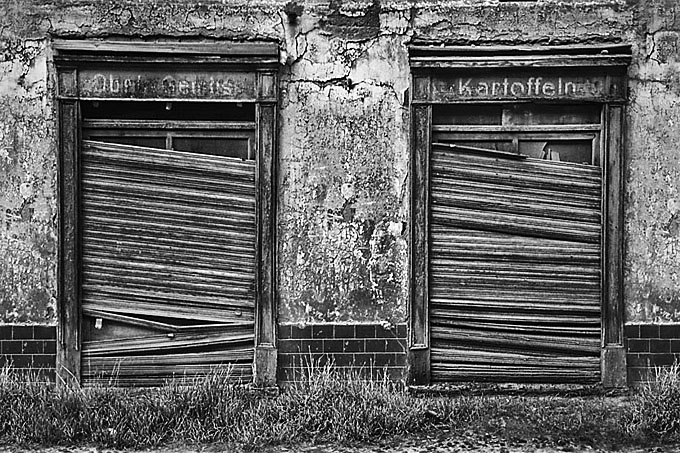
[82,101,256,160]
[82,100,255,122]
[432,103,602,166]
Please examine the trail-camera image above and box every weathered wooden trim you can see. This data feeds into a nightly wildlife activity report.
[57,100,81,387]
[57,67,77,97]
[413,75,431,102]
[410,56,631,69]
[408,104,431,385]
[254,101,277,387]
[257,72,278,102]
[409,43,632,55]
[408,44,632,69]
[55,40,280,387]
[602,345,627,387]
[602,104,626,387]
[433,124,602,133]
[82,120,256,130]
[53,39,279,56]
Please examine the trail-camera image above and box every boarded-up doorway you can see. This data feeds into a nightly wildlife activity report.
[78,102,257,385]
[428,104,603,383]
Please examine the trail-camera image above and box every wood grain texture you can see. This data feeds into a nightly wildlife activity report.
[57,101,81,387]
[408,105,432,385]
[429,146,602,383]
[254,100,278,387]
[79,140,255,386]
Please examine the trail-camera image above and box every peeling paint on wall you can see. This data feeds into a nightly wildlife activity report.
[0,38,57,323]
[0,0,679,327]
[625,0,680,323]
[278,82,408,323]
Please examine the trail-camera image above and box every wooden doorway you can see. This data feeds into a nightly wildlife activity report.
[78,102,256,385]
[428,104,603,383]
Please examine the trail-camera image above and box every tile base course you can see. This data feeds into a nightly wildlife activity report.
[2,322,677,386]
[625,323,680,385]
[277,323,407,381]
[0,324,56,381]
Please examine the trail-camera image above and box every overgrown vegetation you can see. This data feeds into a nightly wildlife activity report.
[1,362,680,449]
[627,362,680,442]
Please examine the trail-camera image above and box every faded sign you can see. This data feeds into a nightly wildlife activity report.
[74,69,257,100]
[430,74,624,102]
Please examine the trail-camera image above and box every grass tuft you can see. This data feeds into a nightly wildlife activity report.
[627,362,680,441]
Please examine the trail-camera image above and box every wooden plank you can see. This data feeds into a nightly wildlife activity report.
[430,326,600,355]
[431,319,600,336]
[82,214,255,243]
[431,295,599,310]
[54,40,279,56]
[429,297,600,313]
[432,124,602,133]
[82,330,253,356]
[82,283,255,309]
[82,201,255,232]
[431,187,601,222]
[604,105,624,345]
[412,55,629,67]
[430,237,600,264]
[430,367,600,383]
[82,309,178,332]
[430,166,600,196]
[430,309,599,326]
[83,247,253,275]
[432,142,527,159]
[432,147,602,176]
[254,101,277,387]
[57,100,81,387]
[82,235,254,264]
[432,153,602,187]
[430,205,601,243]
[408,43,632,56]
[431,347,600,368]
[82,165,256,197]
[82,258,253,284]
[82,298,253,323]
[256,103,276,346]
[430,178,601,209]
[409,105,431,385]
[83,140,256,177]
[83,119,256,130]
[82,271,253,299]
[430,259,599,279]
[82,177,255,208]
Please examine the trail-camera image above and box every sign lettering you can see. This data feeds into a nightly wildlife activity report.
[78,69,257,100]
[431,75,617,101]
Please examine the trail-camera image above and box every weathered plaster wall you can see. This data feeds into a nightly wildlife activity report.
[0,37,56,323]
[625,0,680,323]
[0,0,677,325]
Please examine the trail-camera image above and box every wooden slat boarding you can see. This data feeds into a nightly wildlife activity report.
[429,147,602,383]
[79,140,255,386]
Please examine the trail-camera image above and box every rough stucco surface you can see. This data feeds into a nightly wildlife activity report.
[0,0,677,325]
[625,0,680,323]
[0,38,57,323]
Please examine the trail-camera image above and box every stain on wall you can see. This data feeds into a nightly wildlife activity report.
[0,0,678,326]
[0,38,57,323]
[625,0,680,323]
